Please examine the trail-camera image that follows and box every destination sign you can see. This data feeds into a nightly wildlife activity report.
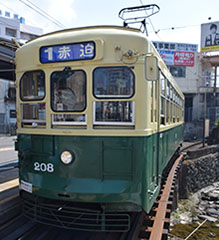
[40,41,95,63]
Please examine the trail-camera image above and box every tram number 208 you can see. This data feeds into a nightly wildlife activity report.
[34,162,54,173]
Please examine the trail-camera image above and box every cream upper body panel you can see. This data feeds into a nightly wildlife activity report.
[16,26,184,137]
[16,26,149,71]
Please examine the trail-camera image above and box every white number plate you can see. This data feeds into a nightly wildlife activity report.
[34,162,54,173]
[21,180,32,193]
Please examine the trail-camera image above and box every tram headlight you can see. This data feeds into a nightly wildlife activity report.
[60,151,72,164]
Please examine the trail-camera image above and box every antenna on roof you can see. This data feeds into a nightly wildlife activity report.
[118,4,160,36]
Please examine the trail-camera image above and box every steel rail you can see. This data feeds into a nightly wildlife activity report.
[147,154,183,240]
[180,141,202,153]
[136,141,202,240]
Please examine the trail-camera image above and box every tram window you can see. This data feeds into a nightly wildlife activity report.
[160,97,164,115]
[168,66,186,78]
[160,97,165,125]
[52,114,86,127]
[150,82,153,122]
[166,82,170,99]
[20,70,45,100]
[170,86,173,101]
[21,103,46,127]
[170,103,173,122]
[94,101,135,125]
[160,75,165,97]
[166,101,169,124]
[51,70,86,112]
[93,67,134,98]
[154,81,158,123]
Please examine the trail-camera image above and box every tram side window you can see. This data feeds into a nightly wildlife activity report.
[93,67,135,126]
[20,70,45,100]
[166,81,170,124]
[93,67,134,98]
[51,70,86,112]
[173,90,176,123]
[160,74,166,125]
[150,82,153,122]
[94,101,135,125]
[170,85,173,123]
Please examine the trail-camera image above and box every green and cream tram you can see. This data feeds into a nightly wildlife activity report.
[15,25,184,231]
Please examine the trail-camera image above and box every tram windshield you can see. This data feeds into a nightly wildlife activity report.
[51,70,86,112]
[93,67,134,98]
[20,70,45,100]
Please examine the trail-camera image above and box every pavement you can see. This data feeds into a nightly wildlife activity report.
[0,135,18,164]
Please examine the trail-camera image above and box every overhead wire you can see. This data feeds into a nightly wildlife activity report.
[0,2,36,26]
[139,0,163,41]
[18,0,66,29]
[154,24,200,33]
[24,0,66,28]
[138,0,200,41]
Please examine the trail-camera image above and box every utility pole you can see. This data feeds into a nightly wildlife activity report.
[202,75,209,148]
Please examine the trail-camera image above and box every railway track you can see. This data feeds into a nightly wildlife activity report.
[0,160,18,173]
[0,142,202,240]
[0,159,20,228]
[131,141,203,240]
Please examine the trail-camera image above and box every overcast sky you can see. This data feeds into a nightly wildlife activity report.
[0,0,218,49]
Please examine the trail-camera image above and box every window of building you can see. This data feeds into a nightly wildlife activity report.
[168,66,186,78]
[14,14,19,20]
[5,11,10,17]
[5,28,17,37]
[20,17,25,24]
[51,70,86,112]
[20,70,45,101]
[199,93,204,103]
[21,32,37,41]
[93,67,134,98]
[8,87,16,99]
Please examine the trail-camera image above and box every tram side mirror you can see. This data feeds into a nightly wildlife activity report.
[145,56,158,81]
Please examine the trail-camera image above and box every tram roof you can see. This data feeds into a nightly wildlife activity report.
[27,25,145,44]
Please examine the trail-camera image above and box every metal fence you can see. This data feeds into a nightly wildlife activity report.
[0,113,6,134]
[0,113,16,135]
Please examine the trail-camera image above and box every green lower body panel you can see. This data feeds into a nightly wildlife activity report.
[17,124,184,215]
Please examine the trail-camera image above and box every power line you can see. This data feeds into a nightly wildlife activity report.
[25,0,66,28]
[139,0,163,41]
[158,24,199,32]
[0,2,40,27]
[18,0,66,28]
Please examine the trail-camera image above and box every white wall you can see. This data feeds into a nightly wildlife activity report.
[175,52,202,94]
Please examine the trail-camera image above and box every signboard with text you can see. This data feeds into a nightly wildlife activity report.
[153,41,197,66]
[174,51,195,66]
[40,41,95,63]
[201,21,219,52]
[158,50,174,65]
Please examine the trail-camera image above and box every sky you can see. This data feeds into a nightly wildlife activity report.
[0,0,219,49]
